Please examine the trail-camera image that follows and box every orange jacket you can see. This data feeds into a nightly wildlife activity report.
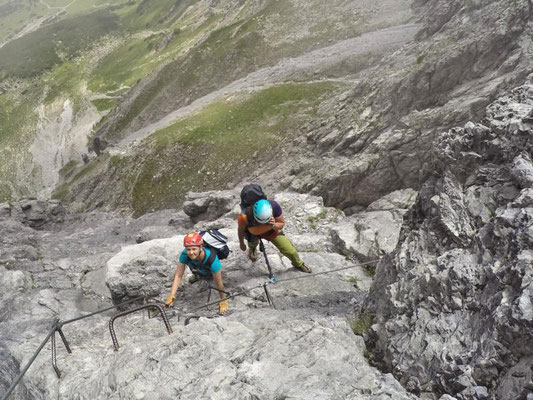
[237,213,280,241]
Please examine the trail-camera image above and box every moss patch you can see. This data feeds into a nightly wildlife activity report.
[350,313,374,336]
[307,209,328,230]
[92,98,117,112]
[364,264,376,277]
[344,275,359,288]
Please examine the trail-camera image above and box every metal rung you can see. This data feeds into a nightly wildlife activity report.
[108,303,172,351]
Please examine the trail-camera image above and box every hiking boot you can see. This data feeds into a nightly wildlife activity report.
[188,273,200,284]
[248,247,258,262]
[295,263,312,273]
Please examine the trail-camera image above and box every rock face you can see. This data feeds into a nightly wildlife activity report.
[105,236,181,303]
[330,189,417,261]
[364,83,533,399]
[0,198,66,228]
[0,192,414,399]
[285,0,533,212]
[182,190,237,223]
[41,0,531,222]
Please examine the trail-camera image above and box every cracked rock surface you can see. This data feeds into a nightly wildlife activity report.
[365,82,533,400]
[1,192,412,399]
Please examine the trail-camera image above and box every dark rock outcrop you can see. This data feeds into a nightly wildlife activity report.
[0,345,33,400]
[0,198,66,228]
[364,82,533,399]
[182,190,237,223]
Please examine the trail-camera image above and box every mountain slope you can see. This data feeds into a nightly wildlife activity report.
[47,0,415,214]
[283,0,533,212]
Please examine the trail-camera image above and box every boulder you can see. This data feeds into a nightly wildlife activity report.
[182,190,237,222]
[106,236,181,303]
[2,198,67,228]
[511,152,533,188]
[0,203,10,219]
[330,210,406,261]
[366,188,418,211]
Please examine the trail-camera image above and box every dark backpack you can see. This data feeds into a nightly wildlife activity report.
[240,184,267,212]
[200,229,230,262]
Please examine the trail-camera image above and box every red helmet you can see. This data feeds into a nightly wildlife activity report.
[184,232,203,247]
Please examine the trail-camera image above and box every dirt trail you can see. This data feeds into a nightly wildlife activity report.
[114,23,419,152]
[0,0,78,48]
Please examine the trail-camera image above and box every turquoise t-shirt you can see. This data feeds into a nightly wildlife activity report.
[179,248,222,276]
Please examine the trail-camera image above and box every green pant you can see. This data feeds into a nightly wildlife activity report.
[249,233,304,268]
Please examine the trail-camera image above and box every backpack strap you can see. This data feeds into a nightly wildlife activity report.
[245,206,257,227]
[204,248,216,268]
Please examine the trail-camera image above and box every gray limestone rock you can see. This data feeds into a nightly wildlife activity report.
[512,152,533,188]
[330,210,405,261]
[364,83,533,399]
[182,190,237,222]
[105,236,179,303]
[366,189,418,211]
[0,203,10,219]
[1,198,67,228]
[281,0,533,215]
[1,190,413,399]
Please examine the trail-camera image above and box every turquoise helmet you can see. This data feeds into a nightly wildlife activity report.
[253,199,273,224]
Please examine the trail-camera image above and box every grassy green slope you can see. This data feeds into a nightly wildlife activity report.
[0,0,367,210]
[0,9,118,79]
[0,2,126,202]
[0,0,207,202]
[0,84,40,200]
[0,0,47,43]
[0,0,129,48]
[55,81,344,216]
[96,0,367,142]
[88,6,215,95]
